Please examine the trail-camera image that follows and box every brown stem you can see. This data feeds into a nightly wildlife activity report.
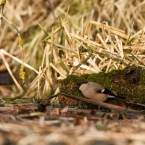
[61,93,140,113]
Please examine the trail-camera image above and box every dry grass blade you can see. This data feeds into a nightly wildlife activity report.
[0,49,23,92]
[1,49,39,74]
[70,33,101,47]
[50,63,66,79]
[88,21,128,39]
[42,21,68,42]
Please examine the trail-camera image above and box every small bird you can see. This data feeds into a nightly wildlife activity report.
[76,81,123,102]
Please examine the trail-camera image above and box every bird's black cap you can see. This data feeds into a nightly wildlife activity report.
[76,81,88,87]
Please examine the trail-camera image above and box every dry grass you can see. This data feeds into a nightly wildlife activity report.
[0,0,145,97]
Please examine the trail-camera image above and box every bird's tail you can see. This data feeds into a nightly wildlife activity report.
[108,94,125,99]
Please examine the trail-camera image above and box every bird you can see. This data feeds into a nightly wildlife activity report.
[76,81,123,102]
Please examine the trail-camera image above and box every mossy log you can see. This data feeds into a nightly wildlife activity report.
[58,67,145,108]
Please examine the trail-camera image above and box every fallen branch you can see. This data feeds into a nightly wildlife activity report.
[61,93,140,113]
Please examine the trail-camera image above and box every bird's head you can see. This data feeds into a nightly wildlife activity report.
[76,81,88,88]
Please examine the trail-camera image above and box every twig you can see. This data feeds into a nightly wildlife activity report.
[47,93,60,100]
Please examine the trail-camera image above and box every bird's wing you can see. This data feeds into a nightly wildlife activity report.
[102,88,115,95]
[102,88,125,99]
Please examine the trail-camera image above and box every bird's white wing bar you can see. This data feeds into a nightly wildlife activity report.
[101,89,105,93]
[107,95,116,98]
